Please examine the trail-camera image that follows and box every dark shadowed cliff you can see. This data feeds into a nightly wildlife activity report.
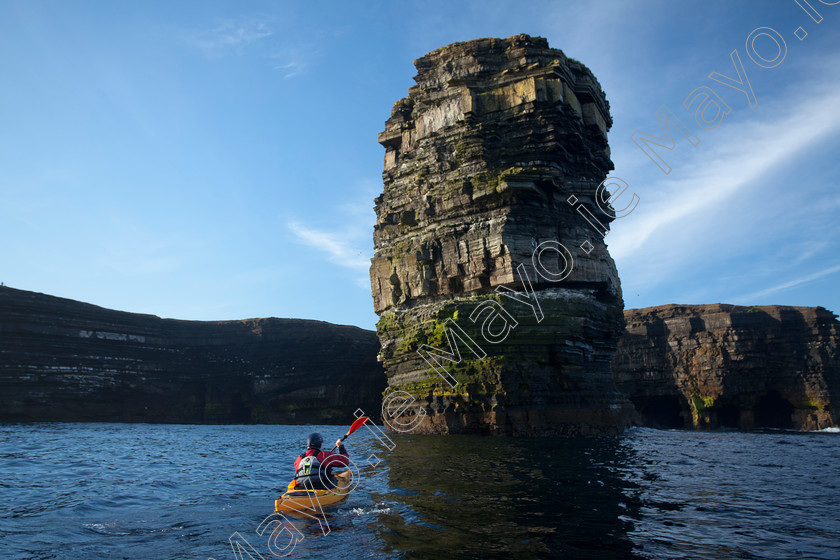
[612,304,840,431]
[0,286,385,423]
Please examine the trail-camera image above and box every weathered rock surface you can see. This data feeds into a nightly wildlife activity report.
[370,35,635,435]
[0,286,385,423]
[612,304,840,431]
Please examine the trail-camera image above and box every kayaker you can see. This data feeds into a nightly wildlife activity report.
[293,432,350,490]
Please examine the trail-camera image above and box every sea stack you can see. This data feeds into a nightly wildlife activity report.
[370,35,635,435]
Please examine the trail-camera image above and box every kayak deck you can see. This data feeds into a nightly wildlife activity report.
[275,470,352,514]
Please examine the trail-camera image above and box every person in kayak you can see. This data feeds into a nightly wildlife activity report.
[294,432,349,490]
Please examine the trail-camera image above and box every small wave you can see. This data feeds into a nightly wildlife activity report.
[814,427,840,433]
[83,521,178,537]
[83,523,132,537]
[351,506,391,515]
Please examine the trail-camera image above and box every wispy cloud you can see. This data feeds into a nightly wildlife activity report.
[183,15,319,78]
[286,180,378,290]
[288,221,370,271]
[732,263,840,303]
[609,72,840,264]
[791,240,831,266]
[186,15,274,55]
[269,49,309,79]
[273,60,305,79]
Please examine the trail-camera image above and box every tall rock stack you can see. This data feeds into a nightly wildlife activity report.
[370,35,635,435]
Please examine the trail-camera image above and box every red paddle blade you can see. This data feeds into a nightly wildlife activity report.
[346,416,369,437]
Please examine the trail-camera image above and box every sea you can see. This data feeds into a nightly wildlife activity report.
[1,423,838,560]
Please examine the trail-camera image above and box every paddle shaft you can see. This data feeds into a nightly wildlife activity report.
[330,433,350,452]
[330,416,368,451]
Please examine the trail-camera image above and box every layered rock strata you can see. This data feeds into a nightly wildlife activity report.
[0,286,385,423]
[612,304,840,431]
[370,35,634,435]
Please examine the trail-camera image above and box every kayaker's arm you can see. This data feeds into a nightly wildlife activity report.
[335,439,348,455]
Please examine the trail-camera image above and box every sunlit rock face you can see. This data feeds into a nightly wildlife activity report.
[0,286,384,423]
[370,35,635,435]
[613,304,840,431]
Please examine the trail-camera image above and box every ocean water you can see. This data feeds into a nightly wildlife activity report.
[1,423,838,560]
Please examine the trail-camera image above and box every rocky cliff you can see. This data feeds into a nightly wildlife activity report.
[370,35,635,435]
[612,304,840,431]
[0,286,385,423]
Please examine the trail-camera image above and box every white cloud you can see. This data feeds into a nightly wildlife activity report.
[791,240,831,266]
[732,263,840,303]
[273,60,306,79]
[186,16,274,54]
[287,221,370,271]
[269,50,309,78]
[286,180,379,290]
[609,72,840,263]
[184,16,317,77]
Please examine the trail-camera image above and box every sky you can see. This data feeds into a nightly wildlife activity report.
[1,0,839,330]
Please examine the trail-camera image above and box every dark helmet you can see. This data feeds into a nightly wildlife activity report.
[307,432,323,449]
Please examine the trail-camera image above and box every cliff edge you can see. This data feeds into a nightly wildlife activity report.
[612,304,839,430]
[0,286,385,423]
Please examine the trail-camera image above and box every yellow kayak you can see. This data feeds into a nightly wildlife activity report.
[275,470,352,514]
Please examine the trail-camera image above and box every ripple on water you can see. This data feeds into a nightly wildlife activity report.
[1,423,839,560]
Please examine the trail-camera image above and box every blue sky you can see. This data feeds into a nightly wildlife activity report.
[1,0,838,329]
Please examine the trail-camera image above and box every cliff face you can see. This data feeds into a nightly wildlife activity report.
[612,304,840,431]
[370,35,634,435]
[0,286,385,423]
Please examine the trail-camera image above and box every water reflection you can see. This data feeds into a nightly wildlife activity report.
[371,434,642,559]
